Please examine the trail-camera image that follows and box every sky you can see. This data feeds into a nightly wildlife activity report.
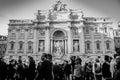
[0,0,120,35]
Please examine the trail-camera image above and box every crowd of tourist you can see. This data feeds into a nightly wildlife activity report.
[0,53,120,80]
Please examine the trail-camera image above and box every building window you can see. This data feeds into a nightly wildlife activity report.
[19,41,24,50]
[85,27,89,34]
[10,41,15,50]
[28,41,33,52]
[105,27,107,33]
[85,41,91,50]
[20,44,23,50]
[116,32,118,36]
[105,40,111,50]
[106,42,110,50]
[73,40,79,52]
[96,43,100,50]
[118,39,120,43]
[87,43,90,50]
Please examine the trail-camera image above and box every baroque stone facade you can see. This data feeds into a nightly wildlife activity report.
[6,1,115,60]
[114,22,120,54]
[0,35,7,57]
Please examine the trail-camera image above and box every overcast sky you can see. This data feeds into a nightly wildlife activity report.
[0,0,120,35]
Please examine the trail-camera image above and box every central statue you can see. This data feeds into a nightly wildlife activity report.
[53,0,67,11]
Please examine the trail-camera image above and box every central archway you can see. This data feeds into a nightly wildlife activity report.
[53,30,65,39]
[51,29,67,59]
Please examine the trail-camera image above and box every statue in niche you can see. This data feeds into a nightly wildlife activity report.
[39,40,44,52]
[54,40,64,58]
[73,41,79,52]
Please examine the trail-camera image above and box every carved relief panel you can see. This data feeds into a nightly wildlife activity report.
[72,28,79,36]
[27,29,34,39]
[38,29,45,37]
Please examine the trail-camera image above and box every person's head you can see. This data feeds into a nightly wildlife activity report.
[88,62,92,67]
[116,56,120,64]
[18,56,22,60]
[28,56,34,62]
[47,54,52,61]
[109,56,113,62]
[98,56,101,59]
[41,53,47,61]
[95,58,100,63]
[76,57,82,64]
[18,56,22,63]
[104,55,109,62]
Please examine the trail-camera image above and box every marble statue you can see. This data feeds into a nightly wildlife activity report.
[53,0,67,11]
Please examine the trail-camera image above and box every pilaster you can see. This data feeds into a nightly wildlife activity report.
[79,27,85,54]
[45,27,50,53]
[68,27,72,54]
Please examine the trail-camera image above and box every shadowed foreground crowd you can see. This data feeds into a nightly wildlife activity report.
[0,53,120,80]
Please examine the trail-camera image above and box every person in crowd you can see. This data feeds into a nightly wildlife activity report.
[113,56,120,80]
[59,64,65,80]
[17,56,24,80]
[110,54,117,78]
[70,56,76,80]
[94,58,102,80]
[36,53,47,80]
[64,60,71,80]
[74,58,83,80]
[23,60,29,80]
[102,55,112,80]
[0,57,7,80]
[85,61,94,80]
[8,59,18,80]
[53,63,60,80]
[27,56,36,80]
[40,53,54,80]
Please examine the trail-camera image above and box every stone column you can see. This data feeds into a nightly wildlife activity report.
[15,29,18,56]
[34,27,38,55]
[79,27,85,55]
[65,39,67,55]
[50,40,52,54]
[68,28,72,54]
[92,33,95,54]
[45,27,50,53]
[24,29,27,56]
[101,34,105,55]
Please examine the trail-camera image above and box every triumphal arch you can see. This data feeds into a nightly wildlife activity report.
[6,1,115,61]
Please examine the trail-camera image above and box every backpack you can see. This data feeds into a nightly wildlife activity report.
[94,63,102,73]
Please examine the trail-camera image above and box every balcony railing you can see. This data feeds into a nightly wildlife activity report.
[17,50,24,53]
[8,50,15,53]
[27,50,33,53]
